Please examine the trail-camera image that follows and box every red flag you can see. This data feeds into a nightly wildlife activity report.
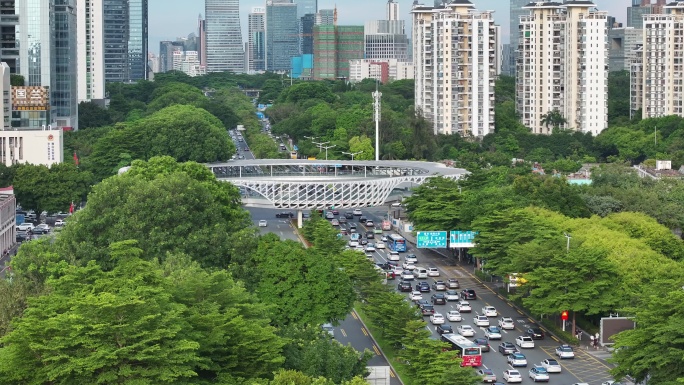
[69,202,75,214]
[73,151,79,166]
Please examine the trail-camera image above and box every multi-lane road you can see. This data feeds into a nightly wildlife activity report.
[247,205,617,385]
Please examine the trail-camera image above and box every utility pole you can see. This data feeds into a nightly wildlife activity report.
[321,144,336,160]
[372,80,382,162]
[342,151,363,160]
[564,233,571,253]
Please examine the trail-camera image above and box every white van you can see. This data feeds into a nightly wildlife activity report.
[416,268,428,279]
[388,251,400,261]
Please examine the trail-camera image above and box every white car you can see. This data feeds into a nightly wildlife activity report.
[484,326,502,340]
[540,358,562,373]
[482,306,498,317]
[447,310,462,322]
[353,209,362,216]
[54,219,65,227]
[516,336,535,349]
[529,366,550,382]
[457,301,472,312]
[375,241,386,249]
[507,352,528,367]
[402,261,416,270]
[427,267,440,277]
[391,201,402,207]
[365,244,376,252]
[474,315,490,327]
[401,270,415,281]
[457,324,475,337]
[499,317,515,330]
[17,223,34,231]
[348,240,359,247]
[555,345,575,359]
[503,370,523,383]
[415,268,428,279]
[388,252,400,261]
[410,291,423,302]
[258,220,268,227]
[392,266,404,277]
[445,290,460,301]
[405,254,418,263]
[430,313,445,325]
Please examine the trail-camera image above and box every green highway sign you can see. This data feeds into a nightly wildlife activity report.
[416,231,448,248]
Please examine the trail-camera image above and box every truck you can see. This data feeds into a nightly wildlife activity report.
[382,220,392,231]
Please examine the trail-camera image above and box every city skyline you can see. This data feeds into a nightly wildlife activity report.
[150,0,631,55]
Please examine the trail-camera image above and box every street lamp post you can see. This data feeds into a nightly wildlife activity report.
[342,151,363,160]
[564,233,571,253]
[321,144,336,160]
[372,81,382,162]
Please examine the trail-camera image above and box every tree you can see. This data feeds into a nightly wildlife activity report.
[78,101,113,129]
[0,241,202,384]
[12,163,93,215]
[58,157,252,269]
[347,135,375,160]
[403,177,464,231]
[0,164,19,188]
[9,74,24,86]
[540,110,567,130]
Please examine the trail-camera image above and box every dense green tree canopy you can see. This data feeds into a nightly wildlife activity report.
[13,163,93,214]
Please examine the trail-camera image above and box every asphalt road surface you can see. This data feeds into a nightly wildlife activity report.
[250,206,617,385]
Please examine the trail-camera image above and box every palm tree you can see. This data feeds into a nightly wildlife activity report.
[540,110,567,131]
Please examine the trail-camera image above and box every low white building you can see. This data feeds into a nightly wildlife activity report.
[349,59,414,83]
[0,191,15,255]
[0,128,63,167]
[172,51,207,77]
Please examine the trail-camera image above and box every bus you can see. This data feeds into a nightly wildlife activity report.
[388,234,407,252]
[440,333,482,367]
[382,220,392,231]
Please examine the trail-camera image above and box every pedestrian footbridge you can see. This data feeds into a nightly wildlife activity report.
[206,159,468,210]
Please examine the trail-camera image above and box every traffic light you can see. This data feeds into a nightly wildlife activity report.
[561,311,569,321]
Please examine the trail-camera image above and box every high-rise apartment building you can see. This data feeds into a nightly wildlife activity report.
[313,25,364,80]
[506,0,529,76]
[627,0,665,29]
[412,0,499,137]
[248,7,266,72]
[516,1,608,136]
[77,0,105,102]
[266,0,299,72]
[205,0,244,73]
[630,2,684,119]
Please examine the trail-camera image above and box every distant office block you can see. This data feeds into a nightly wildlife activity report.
[266,0,299,71]
[205,0,244,73]
[248,7,266,71]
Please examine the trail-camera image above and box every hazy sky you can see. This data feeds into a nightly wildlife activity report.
[150,0,632,54]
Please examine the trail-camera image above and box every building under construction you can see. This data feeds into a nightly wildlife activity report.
[313,24,364,80]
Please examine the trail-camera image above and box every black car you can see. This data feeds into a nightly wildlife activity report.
[498,342,517,355]
[359,216,368,224]
[275,212,294,218]
[473,337,491,352]
[360,239,368,245]
[416,299,430,308]
[366,232,375,239]
[431,293,446,305]
[377,263,393,271]
[420,304,435,316]
[461,289,477,300]
[344,212,354,219]
[398,281,412,292]
[349,223,357,230]
[436,324,453,334]
[526,327,545,340]
[16,232,29,242]
[416,282,431,293]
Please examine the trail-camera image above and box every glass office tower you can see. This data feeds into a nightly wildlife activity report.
[53,0,78,128]
[128,0,148,80]
[103,0,128,82]
[205,0,244,72]
[266,1,299,71]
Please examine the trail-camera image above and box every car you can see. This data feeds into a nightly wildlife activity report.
[332,210,339,215]
[447,278,460,289]
[529,366,549,382]
[388,251,400,261]
[461,289,477,300]
[381,235,389,242]
[401,270,415,281]
[498,342,518,355]
[345,212,354,219]
[526,327,545,340]
[540,358,562,373]
[16,232,29,242]
[484,326,502,340]
[431,293,446,305]
[482,306,498,317]
[405,254,418,263]
[445,290,460,301]
[258,220,268,227]
[392,266,405,277]
[353,209,362,216]
[359,216,368,223]
[436,324,453,334]
[555,344,575,359]
[420,304,435,316]
[326,212,335,219]
[349,223,358,230]
[507,352,528,367]
[473,337,491,352]
[457,301,472,312]
[366,231,375,239]
[338,216,348,224]
[402,261,416,270]
[432,280,447,291]
[446,310,462,322]
[359,239,369,246]
[415,268,428,279]
[427,267,440,277]
[373,226,383,234]
[416,299,430,308]
[365,244,376,252]
[349,226,357,233]
[457,324,475,336]
[416,281,431,293]
[321,323,335,338]
[331,219,339,226]
[398,281,412,292]
[499,317,515,330]
[410,291,423,302]
[503,370,522,383]
[376,241,386,249]
[478,369,497,383]
[430,313,445,325]
[365,220,375,227]
[32,224,50,234]
[348,240,359,247]
[54,219,65,227]
[275,212,293,218]
[516,336,535,349]
[16,223,34,232]
[474,315,490,327]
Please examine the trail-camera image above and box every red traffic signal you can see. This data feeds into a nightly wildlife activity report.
[561,311,569,321]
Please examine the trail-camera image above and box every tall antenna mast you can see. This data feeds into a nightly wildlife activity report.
[373,80,382,162]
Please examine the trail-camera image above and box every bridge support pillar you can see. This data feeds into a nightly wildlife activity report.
[297,210,303,229]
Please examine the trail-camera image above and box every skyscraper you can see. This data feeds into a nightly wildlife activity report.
[316,9,334,25]
[198,15,207,65]
[412,0,499,137]
[248,7,266,72]
[365,1,410,62]
[77,0,105,101]
[507,0,528,76]
[0,0,19,73]
[387,0,399,21]
[128,0,148,81]
[516,1,608,135]
[300,13,316,55]
[313,25,364,80]
[103,0,130,82]
[266,0,299,71]
[53,0,78,129]
[296,0,317,19]
[627,0,665,28]
[205,0,244,73]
